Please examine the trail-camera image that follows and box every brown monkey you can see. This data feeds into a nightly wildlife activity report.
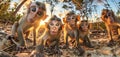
[30,15,63,57]
[63,11,84,56]
[10,1,47,48]
[101,9,120,45]
[79,20,93,48]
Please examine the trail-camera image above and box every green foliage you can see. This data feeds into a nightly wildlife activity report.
[0,0,22,23]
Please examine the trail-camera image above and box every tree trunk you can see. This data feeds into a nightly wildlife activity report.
[13,0,27,15]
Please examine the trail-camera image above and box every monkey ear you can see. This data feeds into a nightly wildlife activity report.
[63,18,66,23]
[88,23,91,29]
[42,15,48,20]
[45,15,48,19]
[76,15,80,21]
[60,24,64,30]
[45,22,49,29]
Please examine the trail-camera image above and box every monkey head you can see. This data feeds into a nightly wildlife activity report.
[101,9,115,25]
[47,15,62,36]
[63,11,80,27]
[79,20,89,32]
[27,1,47,23]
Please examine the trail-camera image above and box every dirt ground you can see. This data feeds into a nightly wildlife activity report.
[0,23,120,57]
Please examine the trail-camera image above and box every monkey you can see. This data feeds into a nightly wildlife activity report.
[101,9,120,45]
[63,11,84,56]
[9,1,47,49]
[79,20,94,48]
[30,15,63,57]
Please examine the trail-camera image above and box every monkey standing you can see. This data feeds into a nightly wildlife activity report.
[10,1,47,48]
[63,11,84,56]
[30,15,63,57]
[79,20,93,48]
[101,9,120,45]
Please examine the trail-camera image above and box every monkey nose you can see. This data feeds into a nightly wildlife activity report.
[53,27,57,30]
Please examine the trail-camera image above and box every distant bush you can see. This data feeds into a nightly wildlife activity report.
[0,0,22,24]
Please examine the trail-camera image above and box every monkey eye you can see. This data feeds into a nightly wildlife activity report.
[31,8,36,12]
[107,14,111,16]
[56,23,59,26]
[37,12,42,16]
[50,23,54,26]
[102,12,105,15]
[104,15,108,18]
[72,17,75,19]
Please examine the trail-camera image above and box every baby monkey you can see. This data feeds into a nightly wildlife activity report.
[8,1,47,49]
[79,20,94,48]
[30,15,63,57]
[63,11,84,56]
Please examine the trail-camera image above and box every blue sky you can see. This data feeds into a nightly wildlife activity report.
[11,0,120,22]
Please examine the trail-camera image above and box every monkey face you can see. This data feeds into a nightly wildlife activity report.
[80,21,89,32]
[49,20,61,35]
[66,15,76,26]
[27,2,46,23]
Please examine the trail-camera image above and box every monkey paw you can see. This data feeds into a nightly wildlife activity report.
[6,35,15,40]
[107,40,116,47]
[25,38,33,42]
[73,47,85,56]
[61,44,69,49]
[85,44,94,48]
[16,46,27,52]
[54,49,62,55]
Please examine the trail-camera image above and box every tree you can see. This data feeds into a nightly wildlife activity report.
[0,0,22,23]
[13,0,27,15]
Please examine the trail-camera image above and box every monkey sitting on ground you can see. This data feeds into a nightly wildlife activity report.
[30,15,63,57]
[79,20,94,48]
[9,1,47,49]
[63,11,84,56]
[101,9,120,45]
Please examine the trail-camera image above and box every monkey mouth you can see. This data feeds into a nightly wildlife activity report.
[50,31,57,35]
[83,29,88,32]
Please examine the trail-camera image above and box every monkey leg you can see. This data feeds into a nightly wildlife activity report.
[83,36,94,48]
[73,43,85,56]
[117,28,120,39]
[30,39,45,57]
[33,28,37,46]
[74,36,85,56]
[25,31,33,42]
[17,27,26,47]
[63,34,69,49]
[11,21,19,38]
[107,29,116,46]
[30,45,44,57]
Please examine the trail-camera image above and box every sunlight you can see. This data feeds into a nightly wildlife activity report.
[39,20,45,26]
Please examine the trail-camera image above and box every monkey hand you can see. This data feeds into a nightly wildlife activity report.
[108,39,116,47]
[73,46,85,56]
[16,45,27,52]
[54,48,62,55]
[62,44,69,49]
[6,35,15,40]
